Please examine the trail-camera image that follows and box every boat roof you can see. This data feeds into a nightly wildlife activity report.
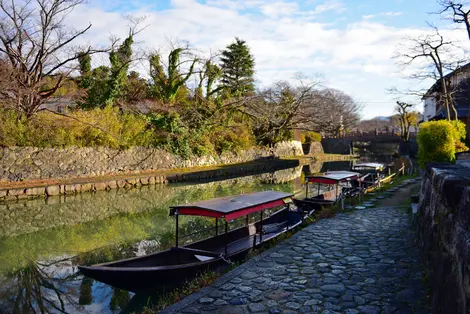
[306,171,360,184]
[170,191,293,221]
[352,163,384,170]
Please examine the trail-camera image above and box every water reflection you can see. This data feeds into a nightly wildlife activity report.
[0,159,385,313]
[0,165,307,313]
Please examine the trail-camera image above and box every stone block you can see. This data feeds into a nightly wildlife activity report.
[81,183,92,192]
[25,187,44,196]
[107,181,118,189]
[64,185,75,194]
[59,185,65,194]
[148,177,156,185]
[8,189,25,196]
[126,178,137,185]
[94,182,107,191]
[0,190,7,198]
[46,185,60,196]
[140,177,149,185]
[116,180,126,188]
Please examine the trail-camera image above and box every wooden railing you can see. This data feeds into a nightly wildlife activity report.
[324,131,417,139]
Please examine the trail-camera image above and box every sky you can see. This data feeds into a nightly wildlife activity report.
[66,0,470,119]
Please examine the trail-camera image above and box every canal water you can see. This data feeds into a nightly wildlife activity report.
[0,159,386,313]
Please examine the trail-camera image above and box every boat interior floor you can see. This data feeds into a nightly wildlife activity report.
[191,223,300,258]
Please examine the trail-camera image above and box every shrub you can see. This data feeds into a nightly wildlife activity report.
[212,125,255,154]
[0,106,154,148]
[301,131,322,143]
[0,109,29,146]
[417,120,468,168]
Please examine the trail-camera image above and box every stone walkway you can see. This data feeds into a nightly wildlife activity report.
[162,206,429,314]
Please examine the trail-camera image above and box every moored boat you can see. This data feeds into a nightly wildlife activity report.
[293,171,361,212]
[78,191,307,292]
[352,163,394,193]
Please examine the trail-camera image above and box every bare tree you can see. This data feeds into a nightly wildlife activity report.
[242,80,321,145]
[395,26,465,120]
[439,0,470,40]
[306,88,362,136]
[0,0,100,118]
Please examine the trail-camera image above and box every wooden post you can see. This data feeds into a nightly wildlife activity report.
[215,218,218,236]
[175,213,179,248]
[224,220,228,256]
[317,183,320,196]
[335,184,339,202]
[305,181,309,199]
[259,211,264,243]
[253,233,256,248]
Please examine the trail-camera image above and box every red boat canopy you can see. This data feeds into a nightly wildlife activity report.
[306,171,360,184]
[170,191,293,221]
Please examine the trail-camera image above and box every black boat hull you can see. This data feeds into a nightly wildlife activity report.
[78,208,304,292]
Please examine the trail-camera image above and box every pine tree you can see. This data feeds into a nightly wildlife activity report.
[220,38,255,97]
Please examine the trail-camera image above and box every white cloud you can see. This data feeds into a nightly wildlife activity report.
[64,0,469,119]
[362,11,403,20]
[313,0,346,14]
[383,11,403,17]
[260,1,299,18]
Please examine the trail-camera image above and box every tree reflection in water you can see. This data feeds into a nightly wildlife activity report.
[0,259,82,313]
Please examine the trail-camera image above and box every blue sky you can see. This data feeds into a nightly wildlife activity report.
[68,0,469,119]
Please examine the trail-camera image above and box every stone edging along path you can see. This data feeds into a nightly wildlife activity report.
[161,205,429,314]
[0,159,299,202]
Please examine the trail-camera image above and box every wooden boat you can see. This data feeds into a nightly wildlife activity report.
[294,171,361,212]
[351,163,394,193]
[78,191,307,292]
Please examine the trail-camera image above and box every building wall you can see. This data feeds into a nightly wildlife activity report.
[423,96,437,122]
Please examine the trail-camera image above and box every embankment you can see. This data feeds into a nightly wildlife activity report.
[0,141,303,200]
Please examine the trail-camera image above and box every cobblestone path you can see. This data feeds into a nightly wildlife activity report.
[163,206,429,314]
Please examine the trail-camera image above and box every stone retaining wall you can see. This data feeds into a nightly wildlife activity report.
[0,141,303,182]
[417,163,470,314]
[0,159,300,202]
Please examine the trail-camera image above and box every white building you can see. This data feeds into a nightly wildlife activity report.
[422,62,470,122]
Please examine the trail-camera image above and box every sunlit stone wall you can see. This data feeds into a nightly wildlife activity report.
[0,141,303,182]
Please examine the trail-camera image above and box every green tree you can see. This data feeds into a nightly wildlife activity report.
[123,71,149,104]
[149,47,197,104]
[394,102,419,142]
[78,33,134,108]
[196,60,223,101]
[220,38,255,97]
[105,34,134,106]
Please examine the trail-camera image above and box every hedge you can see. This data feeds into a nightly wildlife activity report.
[417,120,468,168]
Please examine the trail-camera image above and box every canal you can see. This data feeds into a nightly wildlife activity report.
[0,159,386,313]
